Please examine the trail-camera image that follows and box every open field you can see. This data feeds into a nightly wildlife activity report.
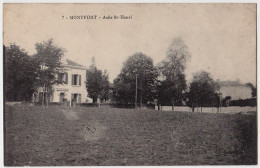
[4,105,257,166]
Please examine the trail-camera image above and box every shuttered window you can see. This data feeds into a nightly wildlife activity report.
[71,74,74,85]
[71,94,81,103]
[65,73,68,84]
[71,74,81,86]
[58,73,68,84]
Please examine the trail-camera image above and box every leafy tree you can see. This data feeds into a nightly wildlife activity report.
[99,70,110,102]
[113,75,133,104]
[229,98,256,107]
[33,39,66,105]
[157,37,190,110]
[113,52,158,106]
[246,83,257,98]
[222,96,232,107]
[86,58,110,103]
[186,70,220,112]
[4,44,38,101]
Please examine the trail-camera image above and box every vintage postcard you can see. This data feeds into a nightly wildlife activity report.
[3,3,257,166]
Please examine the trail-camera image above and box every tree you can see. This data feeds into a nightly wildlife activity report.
[4,44,38,101]
[99,70,110,102]
[113,52,158,106]
[222,96,232,107]
[186,70,220,112]
[157,37,190,110]
[86,57,110,103]
[246,83,257,98]
[33,39,66,105]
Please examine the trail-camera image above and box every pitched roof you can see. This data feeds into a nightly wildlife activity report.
[218,80,246,87]
[66,59,85,67]
[63,58,87,69]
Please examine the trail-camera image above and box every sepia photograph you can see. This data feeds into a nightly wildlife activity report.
[3,3,257,166]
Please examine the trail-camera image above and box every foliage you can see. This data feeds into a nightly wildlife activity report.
[186,70,220,111]
[86,58,110,103]
[113,52,158,104]
[99,70,110,102]
[157,74,186,106]
[222,96,232,107]
[33,39,66,91]
[246,83,257,98]
[157,37,190,106]
[4,44,38,101]
[229,98,256,107]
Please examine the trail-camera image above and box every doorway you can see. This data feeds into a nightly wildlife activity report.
[59,93,65,103]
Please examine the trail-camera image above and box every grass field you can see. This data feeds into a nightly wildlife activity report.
[4,105,257,166]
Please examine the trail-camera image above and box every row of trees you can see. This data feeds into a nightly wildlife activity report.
[5,38,256,110]
[112,37,222,111]
[4,39,65,103]
[4,44,38,101]
[2,37,231,111]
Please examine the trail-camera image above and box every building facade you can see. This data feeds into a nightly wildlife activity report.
[218,80,252,100]
[33,58,92,106]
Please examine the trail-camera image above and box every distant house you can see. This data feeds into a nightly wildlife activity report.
[218,80,252,100]
[33,58,92,106]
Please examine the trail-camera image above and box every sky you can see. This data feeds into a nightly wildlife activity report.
[3,3,257,84]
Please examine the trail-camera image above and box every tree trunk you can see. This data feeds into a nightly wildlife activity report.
[32,93,35,103]
[140,90,142,109]
[46,93,49,106]
[192,103,195,112]
[201,106,202,112]
[93,97,97,103]
[42,87,44,106]
[172,98,175,111]
[46,91,49,107]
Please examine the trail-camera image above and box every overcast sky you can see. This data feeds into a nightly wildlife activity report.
[4,3,256,84]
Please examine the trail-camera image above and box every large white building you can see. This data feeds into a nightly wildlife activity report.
[218,80,252,100]
[34,58,92,106]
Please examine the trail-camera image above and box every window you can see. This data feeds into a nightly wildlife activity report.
[71,93,81,106]
[71,94,81,103]
[71,74,81,86]
[58,73,68,84]
[59,93,65,102]
[78,94,81,103]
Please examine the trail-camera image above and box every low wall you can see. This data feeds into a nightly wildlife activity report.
[78,103,155,109]
[5,102,22,106]
[156,106,257,114]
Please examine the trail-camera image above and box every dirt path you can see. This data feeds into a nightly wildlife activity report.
[61,109,79,121]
